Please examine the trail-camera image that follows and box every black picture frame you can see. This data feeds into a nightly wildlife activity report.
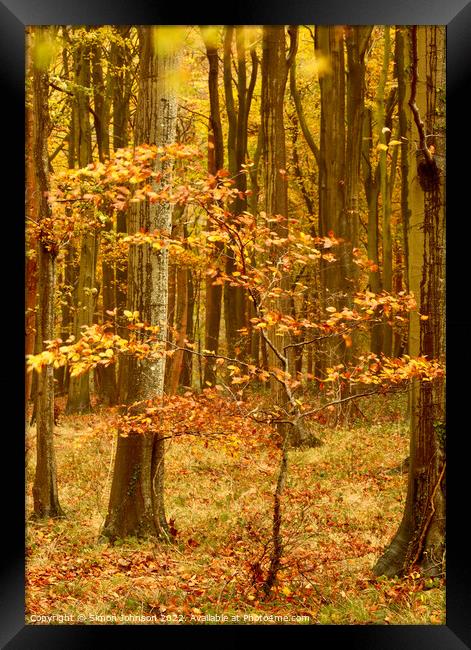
[2,0,470,647]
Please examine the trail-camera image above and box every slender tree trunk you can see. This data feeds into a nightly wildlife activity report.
[168,264,189,394]
[66,40,97,414]
[202,29,224,386]
[316,26,347,384]
[260,26,312,450]
[180,264,194,388]
[344,26,372,325]
[374,26,445,578]
[345,27,372,263]
[25,28,39,407]
[165,211,187,393]
[102,27,178,541]
[377,27,394,356]
[247,128,262,367]
[92,45,118,405]
[341,26,373,409]
[395,27,411,297]
[223,27,252,360]
[57,243,75,396]
[54,34,77,396]
[112,27,132,401]
[30,27,64,518]
[261,26,290,407]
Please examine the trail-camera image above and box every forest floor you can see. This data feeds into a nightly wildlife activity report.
[25,393,445,626]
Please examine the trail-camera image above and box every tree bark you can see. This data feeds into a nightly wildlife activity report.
[66,39,97,414]
[377,27,394,356]
[342,26,373,391]
[374,26,445,578]
[316,26,347,380]
[260,26,313,447]
[112,27,133,401]
[223,27,252,360]
[92,44,118,405]
[345,26,372,292]
[25,28,39,407]
[30,26,64,519]
[102,26,178,541]
[202,29,224,386]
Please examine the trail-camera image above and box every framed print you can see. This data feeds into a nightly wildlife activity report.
[1,0,470,647]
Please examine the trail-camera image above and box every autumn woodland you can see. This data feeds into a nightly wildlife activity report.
[25,25,445,625]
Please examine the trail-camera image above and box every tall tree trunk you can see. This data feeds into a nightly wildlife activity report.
[57,244,75,396]
[112,27,132,402]
[342,26,373,404]
[102,27,178,541]
[180,265,194,389]
[54,33,77,397]
[316,26,347,381]
[223,27,252,360]
[66,39,97,414]
[167,263,189,394]
[202,28,224,386]
[25,28,39,407]
[345,26,372,293]
[30,26,64,519]
[377,27,394,356]
[362,108,383,354]
[164,211,187,394]
[92,44,118,405]
[260,26,309,446]
[395,27,411,297]
[374,26,445,578]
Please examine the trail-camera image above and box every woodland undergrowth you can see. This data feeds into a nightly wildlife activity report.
[25,392,445,625]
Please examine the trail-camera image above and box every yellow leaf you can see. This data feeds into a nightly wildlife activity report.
[376,143,389,152]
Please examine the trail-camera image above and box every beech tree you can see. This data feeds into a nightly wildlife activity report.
[28,27,64,518]
[66,35,97,414]
[201,26,224,387]
[101,27,179,541]
[26,26,447,611]
[374,26,446,578]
